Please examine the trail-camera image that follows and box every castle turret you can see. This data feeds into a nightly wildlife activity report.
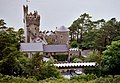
[55,26,69,45]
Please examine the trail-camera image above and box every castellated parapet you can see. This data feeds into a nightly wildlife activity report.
[26,11,40,27]
[23,5,41,43]
[23,5,40,27]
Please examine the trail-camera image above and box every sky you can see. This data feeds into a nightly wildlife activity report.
[0,0,120,31]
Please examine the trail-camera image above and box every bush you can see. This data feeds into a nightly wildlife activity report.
[113,75,120,83]
[40,78,69,83]
[52,54,68,61]
[71,74,97,82]
[71,41,78,48]
[1,74,120,83]
[0,74,38,83]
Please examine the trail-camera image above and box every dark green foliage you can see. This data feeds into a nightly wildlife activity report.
[0,19,6,30]
[83,51,103,77]
[0,21,60,80]
[1,73,120,83]
[70,56,79,61]
[71,41,78,48]
[69,14,120,52]
[71,74,97,82]
[34,62,61,80]
[84,50,103,63]
[84,67,101,77]
[52,54,68,61]
[31,52,61,80]
[0,27,25,76]
[0,74,38,83]
[101,40,120,75]
[41,77,69,83]
[0,31,19,59]
[17,28,25,43]
[69,13,92,43]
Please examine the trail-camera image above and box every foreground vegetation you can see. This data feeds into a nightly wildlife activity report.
[0,20,61,80]
[1,74,120,83]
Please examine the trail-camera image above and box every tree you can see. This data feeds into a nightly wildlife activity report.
[81,19,105,50]
[0,30,29,76]
[0,30,19,60]
[92,18,120,52]
[70,41,78,48]
[84,50,103,63]
[69,13,92,43]
[0,47,24,76]
[31,52,61,80]
[17,28,25,43]
[101,40,120,75]
[0,24,30,76]
[0,19,7,30]
[84,50,103,76]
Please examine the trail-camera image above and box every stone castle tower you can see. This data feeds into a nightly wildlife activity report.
[23,5,68,45]
[55,26,69,45]
[23,5,40,43]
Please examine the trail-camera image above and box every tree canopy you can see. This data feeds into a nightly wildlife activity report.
[0,19,61,80]
[69,13,120,52]
[101,40,120,75]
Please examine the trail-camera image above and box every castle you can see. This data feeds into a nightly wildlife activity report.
[20,5,96,76]
[21,5,71,59]
[23,5,69,45]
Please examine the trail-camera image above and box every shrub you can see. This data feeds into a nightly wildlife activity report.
[0,74,38,83]
[71,74,97,82]
[71,41,78,48]
[52,54,68,61]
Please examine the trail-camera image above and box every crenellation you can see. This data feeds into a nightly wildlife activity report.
[26,12,40,27]
[23,5,28,16]
[23,5,69,45]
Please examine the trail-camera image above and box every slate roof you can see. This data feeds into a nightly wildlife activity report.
[20,43,69,53]
[43,44,68,53]
[20,43,43,52]
[55,26,69,32]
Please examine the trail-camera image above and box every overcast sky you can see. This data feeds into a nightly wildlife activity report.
[0,0,120,31]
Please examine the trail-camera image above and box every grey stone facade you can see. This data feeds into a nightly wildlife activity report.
[55,26,69,45]
[23,5,40,43]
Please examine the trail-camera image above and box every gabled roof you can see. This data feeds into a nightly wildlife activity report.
[20,43,69,53]
[55,26,69,32]
[43,44,68,53]
[20,43,43,52]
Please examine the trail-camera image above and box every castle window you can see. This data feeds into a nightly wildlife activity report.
[35,27,36,30]
[60,35,63,39]
[35,33,36,35]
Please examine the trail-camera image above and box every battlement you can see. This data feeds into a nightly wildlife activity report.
[23,5,40,27]
[26,11,40,27]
